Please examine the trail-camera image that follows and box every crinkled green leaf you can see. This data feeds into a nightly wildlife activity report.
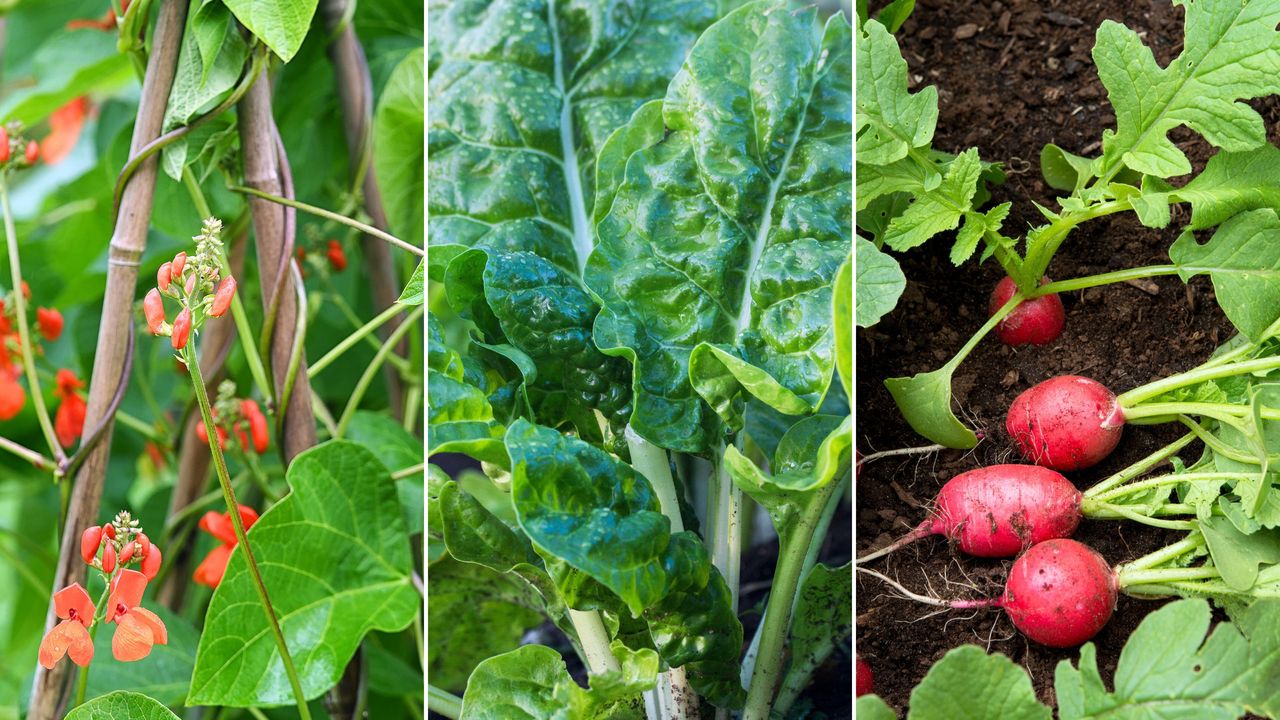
[440,480,537,571]
[725,414,850,532]
[884,365,978,449]
[1094,0,1280,178]
[505,419,678,615]
[446,248,631,442]
[188,441,418,705]
[375,48,426,250]
[222,0,319,62]
[428,0,733,274]
[593,100,665,226]
[779,562,852,708]
[428,555,545,694]
[588,3,851,452]
[910,646,1050,720]
[639,533,745,709]
[1170,209,1280,342]
[428,313,509,465]
[64,692,180,720]
[855,19,937,165]
[459,644,657,720]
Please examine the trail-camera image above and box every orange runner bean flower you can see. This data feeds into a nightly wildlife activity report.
[35,307,62,341]
[38,584,95,669]
[54,369,86,448]
[106,570,167,662]
[194,504,259,588]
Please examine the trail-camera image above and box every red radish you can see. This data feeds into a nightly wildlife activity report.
[1000,539,1117,647]
[858,538,1118,648]
[1007,375,1123,471]
[989,276,1064,346]
[855,657,873,697]
[857,464,1081,561]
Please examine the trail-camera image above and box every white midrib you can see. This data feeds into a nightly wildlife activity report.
[734,70,824,334]
[548,0,593,274]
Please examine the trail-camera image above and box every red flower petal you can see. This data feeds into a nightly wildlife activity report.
[140,544,162,581]
[55,393,86,448]
[53,583,95,626]
[193,543,233,588]
[112,611,154,662]
[41,97,88,165]
[106,569,147,623]
[39,619,94,669]
[0,375,25,420]
[129,606,168,646]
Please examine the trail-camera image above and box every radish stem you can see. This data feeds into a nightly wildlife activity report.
[1119,356,1280,407]
[1083,432,1195,498]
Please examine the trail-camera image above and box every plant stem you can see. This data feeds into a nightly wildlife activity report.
[1020,199,1131,290]
[1084,432,1195,497]
[626,427,700,717]
[1090,472,1250,503]
[184,343,312,720]
[335,305,423,436]
[0,436,54,471]
[1178,416,1262,465]
[392,462,425,480]
[310,302,406,377]
[742,478,841,720]
[27,4,189,712]
[1034,265,1181,296]
[1120,402,1257,427]
[1121,533,1205,572]
[710,444,744,611]
[71,584,111,709]
[1079,500,1195,529]
[0,177,64,462]
[228,185,422,257]
[427,685,463,719]
[1118,565,1224,588]
[567,608,621,675]
[1084,502,1199,518]
[1119,356,1280,407]
[324,289,413,374]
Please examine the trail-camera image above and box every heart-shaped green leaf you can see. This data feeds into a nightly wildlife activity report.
[188,441,418,706]
[65,692,180,720]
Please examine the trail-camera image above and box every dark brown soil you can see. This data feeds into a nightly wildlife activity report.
[857,0,1277,712]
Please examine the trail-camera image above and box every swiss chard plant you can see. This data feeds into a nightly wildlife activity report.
[857,0,1280,449]
[427,0,853,718]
